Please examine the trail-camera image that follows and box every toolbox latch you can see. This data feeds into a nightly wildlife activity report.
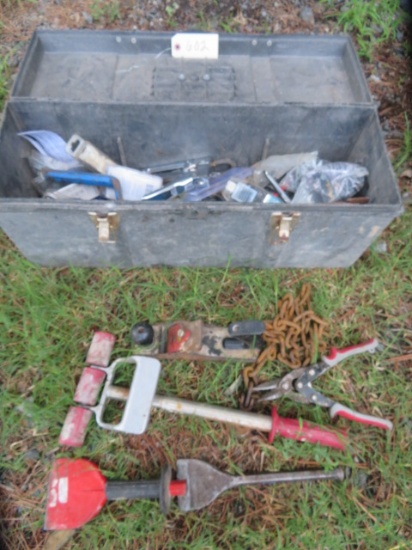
[270,212,300,242]
[88,212,119,243]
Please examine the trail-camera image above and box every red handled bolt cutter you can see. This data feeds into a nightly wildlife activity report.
[253,338,393,431]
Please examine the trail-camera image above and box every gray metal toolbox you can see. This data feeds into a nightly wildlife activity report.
[0,30,403,268]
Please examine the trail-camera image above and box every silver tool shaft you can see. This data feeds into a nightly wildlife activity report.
[264,171,291,203]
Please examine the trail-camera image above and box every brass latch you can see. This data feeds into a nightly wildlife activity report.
[270,212,301,242]
[88,212,119,243]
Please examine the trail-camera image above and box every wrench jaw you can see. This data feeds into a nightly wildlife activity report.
[92,356,162,436]
[253,368,309,403]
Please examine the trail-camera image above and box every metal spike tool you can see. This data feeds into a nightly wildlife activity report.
[45,457,348,530]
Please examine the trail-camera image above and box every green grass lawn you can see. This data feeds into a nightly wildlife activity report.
[1,206,411,548]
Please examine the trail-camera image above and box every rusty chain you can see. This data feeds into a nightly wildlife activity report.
[240,284,328,409]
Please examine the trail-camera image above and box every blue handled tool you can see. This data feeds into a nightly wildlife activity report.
[46,171,123,200]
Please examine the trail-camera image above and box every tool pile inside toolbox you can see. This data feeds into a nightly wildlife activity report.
[20,130,370,206]
[45,284,393,531]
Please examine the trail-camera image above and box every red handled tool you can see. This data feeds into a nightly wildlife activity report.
[45,458,348,530]
[59,355,347,450]
[253,338,393,431]
[59,332,346,449]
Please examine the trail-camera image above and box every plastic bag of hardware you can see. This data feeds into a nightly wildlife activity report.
[284,162,369,204]
[252,151,319,186]
[280,159,321,193]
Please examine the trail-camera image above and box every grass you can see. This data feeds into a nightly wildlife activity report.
[0,1,412,548]
[0,56,11,112]
[0,0,23,7]
[89,0,120,24]
[165,2,180,28]
[0,206,411,548]
[321,0,406,60]
[394,115,412,172]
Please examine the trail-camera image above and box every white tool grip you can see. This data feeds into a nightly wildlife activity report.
[92,356,161,435]
[152,395,273,432]
[66,134,163,200]
[330,403,393,431]
[66,134,116,173]
[323,338,379,367]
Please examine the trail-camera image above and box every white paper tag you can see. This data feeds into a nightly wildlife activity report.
[171,33,219,60]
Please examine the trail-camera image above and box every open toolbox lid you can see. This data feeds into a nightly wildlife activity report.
[12,30,372,106]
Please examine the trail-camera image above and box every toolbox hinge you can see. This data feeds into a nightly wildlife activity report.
[270,212,301,242]
[88,212,119,243]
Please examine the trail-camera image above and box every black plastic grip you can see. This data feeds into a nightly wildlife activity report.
[105,465,172,514]
[227,320,265,336]
[106,480,161,501]
[130,321,155,345]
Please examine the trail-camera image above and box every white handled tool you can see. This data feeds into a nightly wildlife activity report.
[59,356,347,450]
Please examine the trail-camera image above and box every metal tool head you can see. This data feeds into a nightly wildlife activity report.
[145,156,211,178]
[176,459,233,512]
[253,367,310,403]
[140,176,194,200]
[59,356,161,447]
[91,356,161,435]
[227,320,265,336]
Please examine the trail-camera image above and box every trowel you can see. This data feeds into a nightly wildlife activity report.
[45,457,348,530]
